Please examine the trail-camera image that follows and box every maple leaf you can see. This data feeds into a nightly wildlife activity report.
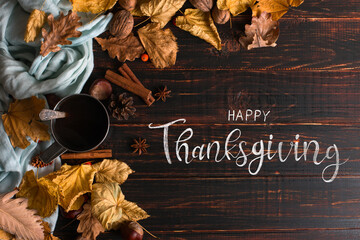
[176,8,221,50]
[138,0,186,28]
[2,96,50,149]
[46,164,96,212]
[91,182,149,230]
[16,170,58,218]
[70,0,117,14]
[40,11,82,57]
[138,23,178,68]
[0,229,15,240]
[0,190,44,240]
[42,221,61,240]
[93,159,134,184]
[239,12,279,50]
[217,0,255,16]
[77,204,105,240]
[252,0,304,21]
[24,9,46,43]
[95,33,145,62]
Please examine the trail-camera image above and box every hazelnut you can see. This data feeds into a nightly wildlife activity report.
[109,10,134,39]
[189,0,213,12]
[212,5,230,24]
[119,0,137,11]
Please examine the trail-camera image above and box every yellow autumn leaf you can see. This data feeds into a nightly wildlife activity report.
[91,182,149,230]
[0,229,15,240]
[138,23,178,68]
[48,164,96,212]
[93,159,134,184]
[217,0,255,16]
[252,0,304,21]
[16,170,58,218]
[24,9,46,43]
[2,96,50,149]
[70,0,117,14]
[176,9,221,50]
[139,0,186,28]
[42,221,61,240]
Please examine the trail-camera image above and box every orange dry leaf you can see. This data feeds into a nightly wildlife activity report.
[77,203,105,240]
[24,9,46,43]
[70,0,117,14]
[2,96,50,149]
[252,0,304,21]
[95,33,145,62]
[0,229,15,240]
[0,190,44,240]
[42,221,61,240]
[40,11,82,56]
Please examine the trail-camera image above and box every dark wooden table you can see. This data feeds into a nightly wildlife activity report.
[55,1,360,239]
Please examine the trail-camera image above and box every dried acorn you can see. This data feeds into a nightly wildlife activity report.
[189,0,213,12]
[119,0,137,11]
[109,10,134,39]
[212,5,230,24]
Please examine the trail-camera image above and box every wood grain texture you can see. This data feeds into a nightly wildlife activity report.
[54,0,360,239]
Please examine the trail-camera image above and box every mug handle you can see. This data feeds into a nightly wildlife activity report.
[39,142,67,164]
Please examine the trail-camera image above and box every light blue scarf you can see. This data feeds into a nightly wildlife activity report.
[0,0,112,229]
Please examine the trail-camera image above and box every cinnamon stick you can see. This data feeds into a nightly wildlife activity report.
[118,63,144,88]
[105,70,155,106]
[61,149,112,160]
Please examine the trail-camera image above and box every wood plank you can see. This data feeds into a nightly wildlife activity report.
[93,19,360,71]
[84,70,360,124]
[54,177,360,239]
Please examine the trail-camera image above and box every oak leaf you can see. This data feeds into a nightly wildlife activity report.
[91,182,149,230]
[0,190,44,240]
[40,11,82,57]
[138,23,178,68]
[95,33,145,62]
[176,8,221,50]
[42,221,61,240]
[48,164,96,212]
[93,159,134,184]
[77,204,105,240]
[70,0,117,14]
[252,0,304,21]
[239,12,279,50]
[138,0,186,28]
[0,229,15,240]
[2,96,50,149]
[16,170,58,218]
[217,0,255,16]
[24,9,46,43]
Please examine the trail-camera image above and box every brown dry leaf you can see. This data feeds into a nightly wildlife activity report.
[176,8,221,50]
[42,221,61,240]
[131,0,149,16]
[24,9,46,43]
[77,203,105,240]
[217,0,255,16]
[48,164,96,212]
[239,12,279,50]
[138,23,178,68]
[70,0,117,14]
[138,0,186,28]
[95,33,144,62]
[252,0,304,21]
[91,182,149,230]
[93,159,134,184]
[0,190,44,240]
[2,96,50,149]
[0,229,15,240]
[40,11,82,56]
[16,170,58,218]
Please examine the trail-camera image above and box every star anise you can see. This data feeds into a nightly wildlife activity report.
[154,86,171,102]
[131,138,149,155]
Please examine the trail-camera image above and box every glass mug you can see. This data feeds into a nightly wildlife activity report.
[39,94,110,163]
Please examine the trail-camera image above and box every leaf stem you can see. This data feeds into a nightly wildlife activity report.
[40,0,47,11]
[178,9,184,15]
[134,17,151,28]
[136,221,159,239]
[59,218,77,230]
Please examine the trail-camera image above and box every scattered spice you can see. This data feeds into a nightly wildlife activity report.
[155,86,171,102]
[108,93,136,120]
[141,53,149,62]
[30,154,53,168]
[131,138,150,155]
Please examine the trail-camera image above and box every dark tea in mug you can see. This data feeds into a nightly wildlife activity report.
[52,94,109,152]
